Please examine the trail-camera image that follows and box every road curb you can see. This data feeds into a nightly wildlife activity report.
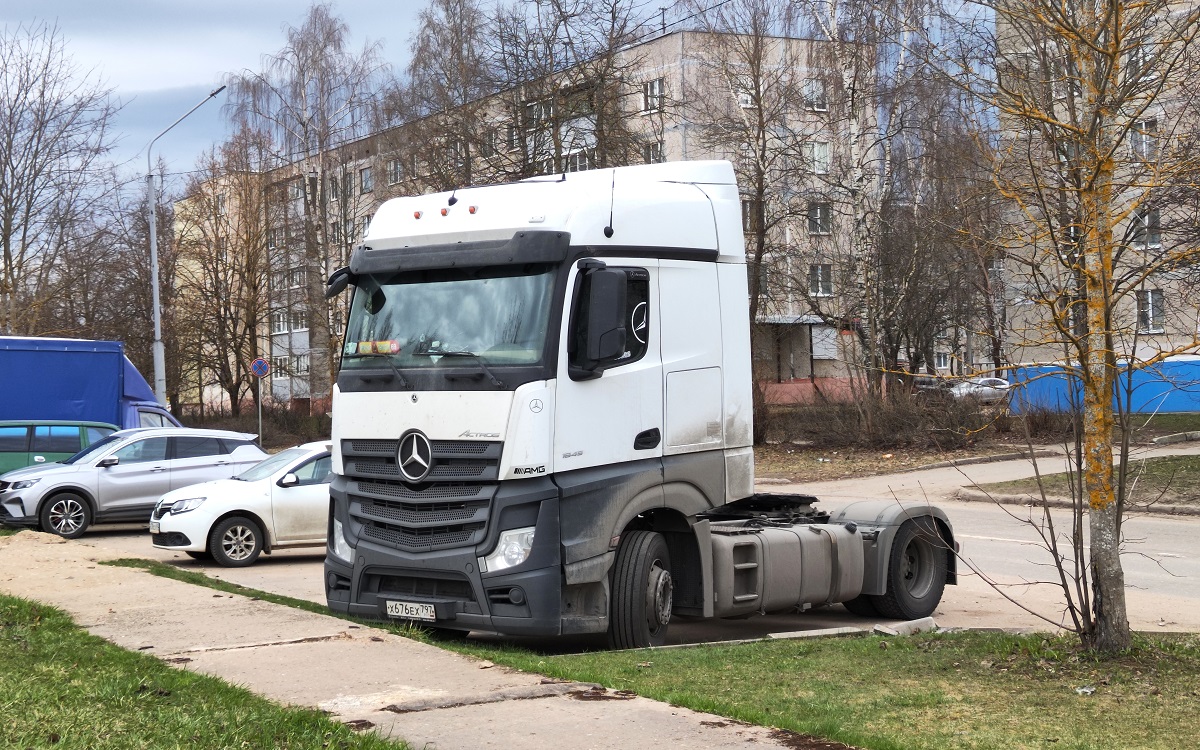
[903,449,1061,473]
[950,488,1200,516]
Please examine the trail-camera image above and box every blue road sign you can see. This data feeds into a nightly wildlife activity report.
[251,357,270,378]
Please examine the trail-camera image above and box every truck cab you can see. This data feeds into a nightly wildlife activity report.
[324,161,955,647]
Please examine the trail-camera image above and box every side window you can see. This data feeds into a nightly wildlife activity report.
[32,426,82,453]
[569,266,651,373]
[172,436,223,459]
[86,427,116,445]
[139,411,170,428]
[112,437,169,464]
[0,426,29,452]
[293,455,333,485]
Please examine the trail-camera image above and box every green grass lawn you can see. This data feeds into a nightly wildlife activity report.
[977,454,1200,506]
[0,595,407,750]
[106,559,1200,750]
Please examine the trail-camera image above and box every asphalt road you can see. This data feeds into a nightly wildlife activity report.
[74,492,1200,647]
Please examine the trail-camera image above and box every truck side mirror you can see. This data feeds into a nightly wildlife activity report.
[326,266,356,298]
[586,269,627,362]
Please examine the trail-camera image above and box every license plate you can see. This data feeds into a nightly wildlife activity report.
[385,600,436,621]
[149,521,160,534]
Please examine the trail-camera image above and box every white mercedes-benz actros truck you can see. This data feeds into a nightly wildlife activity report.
[322,160,956,648]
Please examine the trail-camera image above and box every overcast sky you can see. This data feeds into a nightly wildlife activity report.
[2,1,423,181]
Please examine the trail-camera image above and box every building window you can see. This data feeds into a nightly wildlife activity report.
[267,229,281,251]
[292,353,311,375]
[564,149,593,173]
[1132,207,1161,247]
[271,310,288,335]
[643,78,664,112]
[737,90,755,109]
[1132,119,1157,160]
[216,193,226,215]
[742,199,761,233]
[809,263,833,296]
[360,167,373,193]
[330,220,341,244]
[361,215,371,238]
[643,141,664,164]
[329,175,339,201]
[481,128,499,158]
[524,99,554,129]
[803,78,827,111]
[290,311,307,331]
[387,159,403,185]
[805,141,830,174]
[935,351,951,370]
[1137,288,1164,333]
[288,180,304,201]
[344,218,355,243]
[271,356,290,379]
[807,202,832,235]
[288,266,306,289]
[506,123,519,150]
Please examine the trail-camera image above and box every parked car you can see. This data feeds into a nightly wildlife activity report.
[949,377,1011,404]
[0,420,118,473]
[150,442,332,567]
[0,427,267,538]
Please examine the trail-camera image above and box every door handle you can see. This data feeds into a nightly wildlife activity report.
[634,428,661,450]
[150,467,167,473]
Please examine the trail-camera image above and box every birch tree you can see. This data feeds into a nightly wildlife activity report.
[225,3,386,410]
[935,0,1200,652]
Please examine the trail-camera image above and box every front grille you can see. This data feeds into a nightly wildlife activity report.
[363,522,481,549]
[152,505,169,520]
[342,437,501,553]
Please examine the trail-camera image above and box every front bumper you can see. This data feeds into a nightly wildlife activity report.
[0,494,37,527]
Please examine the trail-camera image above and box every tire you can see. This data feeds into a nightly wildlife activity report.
[872,517,949,620]
[607,530,673,649]
[184,550,212,561]
[841,594,879,617]
[209,516,263,567]
[39,493,92,539]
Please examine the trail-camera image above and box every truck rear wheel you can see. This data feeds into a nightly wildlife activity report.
[607,530,673,649]
[872,517,948,620]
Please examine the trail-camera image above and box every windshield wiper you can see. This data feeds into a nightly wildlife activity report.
[415,349,505,388]
[343,352,409,388]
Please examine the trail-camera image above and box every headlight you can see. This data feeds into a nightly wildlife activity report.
[169,497,206,514]
[479,526,536,573]
[10,479,40,490]
[331,517,354,563]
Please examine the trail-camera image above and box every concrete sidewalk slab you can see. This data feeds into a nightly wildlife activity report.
[0,532,799,750]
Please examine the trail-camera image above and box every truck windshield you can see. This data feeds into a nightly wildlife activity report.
[341,264,556,371]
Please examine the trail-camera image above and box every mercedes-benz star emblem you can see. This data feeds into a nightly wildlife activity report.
[397,430,433,483]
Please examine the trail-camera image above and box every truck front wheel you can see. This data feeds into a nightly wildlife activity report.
[607,530,673,649]
[872,517,948,620]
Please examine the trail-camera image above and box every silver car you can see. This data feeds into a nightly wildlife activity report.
[0,427,267,538]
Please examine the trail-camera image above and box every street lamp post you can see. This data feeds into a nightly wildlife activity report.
[144,85,226,407]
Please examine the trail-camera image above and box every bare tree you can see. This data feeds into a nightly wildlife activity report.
[934,0,1200,652]
[225,3,387,411]
[175,128,273,416]
[0,21,119,334]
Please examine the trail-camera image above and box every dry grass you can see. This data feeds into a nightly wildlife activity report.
[753,443,1026,483]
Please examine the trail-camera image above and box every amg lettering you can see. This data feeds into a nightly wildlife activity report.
[513,466,546,475]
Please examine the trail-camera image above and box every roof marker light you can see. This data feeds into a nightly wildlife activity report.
[469,206,477,214]
[440,208,449,216]
[414,211,423,219]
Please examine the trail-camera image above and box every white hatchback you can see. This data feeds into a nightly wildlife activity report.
[150,441,332,567]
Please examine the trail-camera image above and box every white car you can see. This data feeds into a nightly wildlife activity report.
[950,377,1011,404]
[150,441,332,567]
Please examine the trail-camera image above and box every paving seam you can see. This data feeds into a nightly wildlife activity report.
[379,681,605,714]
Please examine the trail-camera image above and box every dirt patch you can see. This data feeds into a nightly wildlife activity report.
[754,444,1027,484]
[768,728,861,750]
[568,686,637,701]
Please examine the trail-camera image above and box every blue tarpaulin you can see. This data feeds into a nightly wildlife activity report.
[1009,356,1200,414]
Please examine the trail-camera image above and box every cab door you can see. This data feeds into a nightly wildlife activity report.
[553,260,663,473]
[270,454,332,543]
